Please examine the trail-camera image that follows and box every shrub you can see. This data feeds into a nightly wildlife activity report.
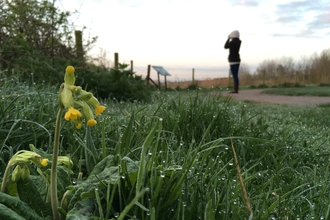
[319,83,330,87]
[81,63,152,102]
[0,0,96,84]
[257,84,269,88]
[187,83,198,90]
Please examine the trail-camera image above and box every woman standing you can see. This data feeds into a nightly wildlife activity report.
[224,30,241,93]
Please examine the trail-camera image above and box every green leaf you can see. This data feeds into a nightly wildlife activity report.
[16,176,52,218]
[67,187,85,211]
[56,165,74,196]
[0,191,48,220]
[85,126,98,174]
[136,121,161,194]
[6,181,18,196]
[204,199,215,220]
[0,203,25,220]
[66,197,96,220]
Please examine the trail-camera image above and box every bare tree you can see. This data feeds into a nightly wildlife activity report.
[239,63,254,85]
[256,59,278,84]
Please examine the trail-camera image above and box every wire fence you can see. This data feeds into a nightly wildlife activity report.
[87,46,230,83]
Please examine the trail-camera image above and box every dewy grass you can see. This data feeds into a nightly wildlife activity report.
[2,74,330,219]
[262,86,330,96]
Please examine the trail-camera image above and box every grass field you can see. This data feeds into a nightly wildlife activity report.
[262,86,330,96]
[1,76,330,219]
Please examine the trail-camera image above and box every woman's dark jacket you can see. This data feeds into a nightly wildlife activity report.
[224,38,241,62]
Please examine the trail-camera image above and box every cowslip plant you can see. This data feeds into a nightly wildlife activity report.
[0,66,106,220]
[50,66,106,220]
[0,150,48,192]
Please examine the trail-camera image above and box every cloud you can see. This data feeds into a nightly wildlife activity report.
[272,29,318,38]
[229,0,260,7]
[307,11,330,29]
[276,1,317,13]
[271,0,330,37]
[275,15,301,23]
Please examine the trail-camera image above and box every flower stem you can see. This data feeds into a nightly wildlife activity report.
[0,164,12,192]
[51,107,63,220]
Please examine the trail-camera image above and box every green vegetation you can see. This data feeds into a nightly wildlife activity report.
[0,0,151,103]
[2,1,330,219]
[261,86,330,96]
[82,63,152,101]
[240,49,330,85]
[1,70,330,219]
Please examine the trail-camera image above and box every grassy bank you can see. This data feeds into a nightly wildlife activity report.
[1,78,330,219]
[261,86,330,96]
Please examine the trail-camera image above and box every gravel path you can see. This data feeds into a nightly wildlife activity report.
[223,89,330,106]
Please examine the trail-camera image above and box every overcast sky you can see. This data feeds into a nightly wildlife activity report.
[56,0,330,80]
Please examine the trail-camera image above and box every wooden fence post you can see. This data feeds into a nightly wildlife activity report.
[164,75,167,90]
[146,65,151,85]
[157,72,160,89]
[75,30,83,60]
[192,68,195,85]
[114,53,119,69]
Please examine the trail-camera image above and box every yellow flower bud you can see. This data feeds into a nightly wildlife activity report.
[87,119,97,126]
[77,100,96,126]
[40,158,48,167]
[95,105,106,116]
[84,95,106,116]
[75,121,83,129]
[66,66,75,74]
[11,165,22,182]
[60,84,74,109]
[58,156,73,168]
[86,96,100,108]
[78,90,93,101]
[64,66,75,85]
[58,156,74,174]
[21,165,30,180]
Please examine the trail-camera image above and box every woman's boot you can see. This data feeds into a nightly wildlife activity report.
[234,83,239,93]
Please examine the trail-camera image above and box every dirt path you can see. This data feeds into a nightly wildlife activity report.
[223,89,330,106]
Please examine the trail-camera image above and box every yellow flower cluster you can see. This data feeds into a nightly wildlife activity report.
[60,66,106,129]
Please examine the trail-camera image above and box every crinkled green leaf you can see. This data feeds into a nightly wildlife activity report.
[68,187,85,211]
[6,181,18,196]
[0,191,48,220]
[17,176,52,218]
[67,155,139,217]
[0,203,25,220]
[66,197,95,220]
